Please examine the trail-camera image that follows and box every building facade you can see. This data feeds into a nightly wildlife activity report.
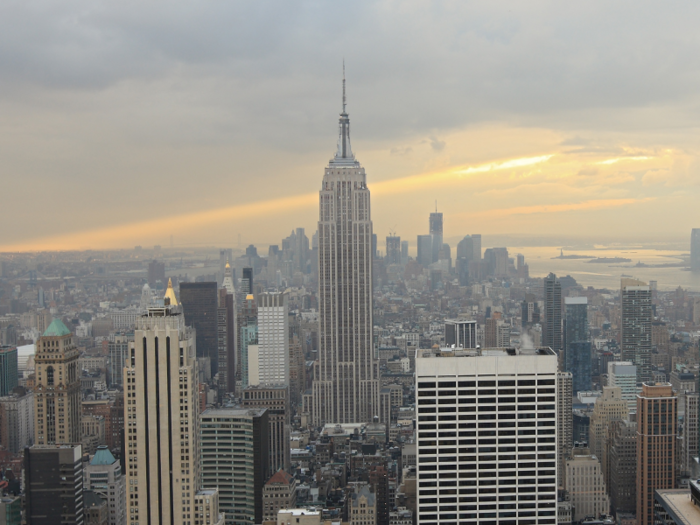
[558,371,573,490]
[84,446,126,525]
[621,279,652,384]
[0,346,17,397]
[564,297,591,393]
[607,419,637,515]
[565,445,610,522]
[34,319,81,445]
[254,293,289,387]
[0,389,33,453]
[543,274,562,354]
[443,319,477,349]
[636,383,678,525]
[180,281,219,378]
[124,298,221,525]
[240,385,290,475]
[312,79,380,425]
[415,347,558,525]
[24,444,84,525]
[200,408,269,525]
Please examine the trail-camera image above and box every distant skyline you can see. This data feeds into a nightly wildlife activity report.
[3,2,700,251]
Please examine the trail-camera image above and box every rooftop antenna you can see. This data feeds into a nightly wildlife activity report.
[342,59,346,114]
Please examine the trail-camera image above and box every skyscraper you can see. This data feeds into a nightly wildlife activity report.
[416,235,433,268]
[415,346,558,525]
[34,319,81,445]
[312,72,380,425]
[543,273,562,355]
[471,234,482,260]
[200,408,269,525]
[564,297,591,393]
[429,210,443,263]
[691,228,700,271]
[557,371,573,490]
[621,278,652,383]
[24,444,84,525]
[217,286,235,393]
[240,385,290,475]
[636,383,677,525]
[0,346,17,396]
[385,236,401,265]
[84,446,126,525]
[180,281,219,378]
[124,295,222,525]
[147,260,165,288]
[253,292,289,387]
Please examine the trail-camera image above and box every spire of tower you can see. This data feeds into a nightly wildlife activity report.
[342,59,346,115]
[331,60,356,165]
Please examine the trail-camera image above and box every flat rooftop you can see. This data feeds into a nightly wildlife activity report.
[656,489,700,525]
[417,347,556,358]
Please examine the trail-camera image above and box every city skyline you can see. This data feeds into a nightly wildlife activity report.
[3,4,700,251]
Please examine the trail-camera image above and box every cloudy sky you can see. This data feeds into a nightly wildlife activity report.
[2,1,700,252]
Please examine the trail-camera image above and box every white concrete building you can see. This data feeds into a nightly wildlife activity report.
[253,293,289,387]
[415,347,559,525]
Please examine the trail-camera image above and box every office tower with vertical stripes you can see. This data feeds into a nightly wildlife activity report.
[312,70,379,425]
[125,292,222,525]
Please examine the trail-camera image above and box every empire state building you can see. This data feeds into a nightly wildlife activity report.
[312,74,379,425]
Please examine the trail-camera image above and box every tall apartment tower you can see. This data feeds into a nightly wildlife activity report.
[179,281,219,378]
[253,293,289,386]
[621,279,652,383]
[444,319,477,349]
[471,234,482,260]
[636,383,678,525]
[312,73,380,425]
[386,236,401,265]
[564,297,591,393]
[24,444,84,525]
[691,228,700,271]
[543,273,562,355]
[429,211,443,263]
[415,347,559,525]
[558,371,573,490]
[124,296,222,525]
[34,319,81,445]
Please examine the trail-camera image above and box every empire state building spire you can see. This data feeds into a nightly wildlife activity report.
[333,62,356,165]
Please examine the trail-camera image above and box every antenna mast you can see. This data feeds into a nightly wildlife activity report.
[342,60,346,114]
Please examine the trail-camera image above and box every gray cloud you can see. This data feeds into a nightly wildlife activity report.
[3,1,700,246]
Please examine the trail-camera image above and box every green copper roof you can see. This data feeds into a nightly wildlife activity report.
[90,446,116,465]
[42,318,71,337]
